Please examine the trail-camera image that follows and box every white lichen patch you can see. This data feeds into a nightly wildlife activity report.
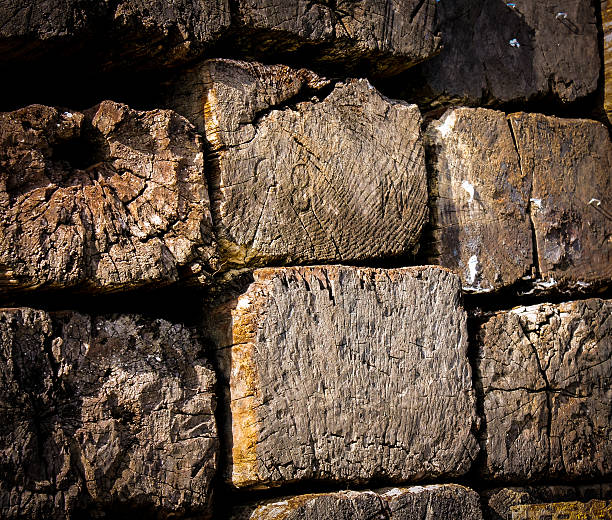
[535,277,557,289]
[461,180,475,203]
[467,255,478,284]
[437,111,457,138]
[510,304,542,323]
[530,198,542,209]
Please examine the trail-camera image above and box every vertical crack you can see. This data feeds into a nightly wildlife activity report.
[322,269,336,305]
[409,0,427,23]
[464,316,488,480]
[517,319,553,471]
[507,117,541,279]
[227,0,241,27]
[378,494,392,520]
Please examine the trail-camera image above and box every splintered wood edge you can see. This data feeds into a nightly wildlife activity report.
[229,288,267,487]
[251,265,457,283]
[202,62,224,152]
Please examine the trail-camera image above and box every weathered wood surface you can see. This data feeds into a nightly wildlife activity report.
[0,0,439,77]
[0,0,231,69]
[425,107,532,292]
[233,0,441,77]
[168,59,428,268]
[232,484,483,520]
[605,0,612,124]
[477,299,612,481]
[426,108,611,293]
[511,500,612,520]
[398,0,600,107]
[0,101,215,294]
[207,265,479,488]
[0,308,217,519]
[484,484,612,520]
[509,113,612,290]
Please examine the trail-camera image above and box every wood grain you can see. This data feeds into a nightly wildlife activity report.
[207,265,479,488]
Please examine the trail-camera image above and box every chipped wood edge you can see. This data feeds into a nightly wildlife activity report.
[229,288,266,487]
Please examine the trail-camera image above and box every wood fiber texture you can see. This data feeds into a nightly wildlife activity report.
[233,0,441,76]
[207,265,479,488]
[426,108,612,293]
[477,299,612,481]
[511,500,612,520]
[484,484,612,520]
[425,108,532,292]
[169,59,428,268]
[605,0,612,124]
[232,484,483,520]
[0,101,214,294]
[509,113,612,290]
[0,308,217,519]
[0,0,437,76]
[400,0,600,107]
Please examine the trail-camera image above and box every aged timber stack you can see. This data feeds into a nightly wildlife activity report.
[0,1,610,519]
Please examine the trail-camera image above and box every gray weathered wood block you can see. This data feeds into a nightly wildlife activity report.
[477,298,612,481]
[508,113,612,290]
[167,59,429,268]
[206,265,479,488]
[0,308,217,519]
[425,107,533,292]
[426,108,611,293]
[231,484,484,519]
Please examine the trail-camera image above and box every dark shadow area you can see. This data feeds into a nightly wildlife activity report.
[462,314,489,487]
[378,0,535,106]
[463,282,612,317]
[0,283,210,327]
[1,0,604,130]
[207,27,417,81]
[200,270,254,520]
[413,127,462,273]
[50,130,106,172]
[0,58,180,113]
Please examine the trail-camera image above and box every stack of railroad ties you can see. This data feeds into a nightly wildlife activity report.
[0,1,610,518]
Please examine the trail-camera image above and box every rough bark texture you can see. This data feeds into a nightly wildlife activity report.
[477,299,612,482]
[605,0,612,124]
[206,265,479,488]
[232,484,483,520]
[425,108,532,292]
[232,0,441,77]
[398,0,600,107]
[0,101,215,294]
[0,308,217,519]
[511,500,612,519]
[0,0,231,69]
[484,484,612,520]
[509,113,612,290]
[168,59,428,268]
